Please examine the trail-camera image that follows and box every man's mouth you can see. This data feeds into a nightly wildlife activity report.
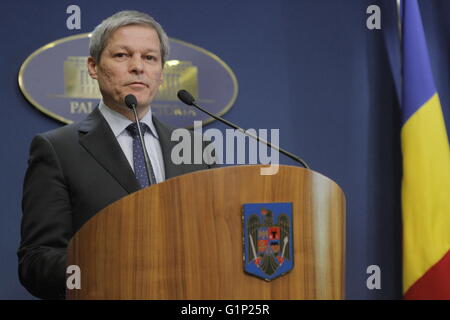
[127,81,148,88]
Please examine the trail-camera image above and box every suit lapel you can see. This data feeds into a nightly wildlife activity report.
[153,116,183,180]
[78,108,140,193]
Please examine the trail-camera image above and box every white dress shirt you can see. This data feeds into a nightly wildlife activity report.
[98,100,165,183]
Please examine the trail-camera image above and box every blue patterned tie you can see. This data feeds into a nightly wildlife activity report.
[126,122,157,188]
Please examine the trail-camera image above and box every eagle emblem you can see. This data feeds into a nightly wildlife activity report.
[243,203,294,280]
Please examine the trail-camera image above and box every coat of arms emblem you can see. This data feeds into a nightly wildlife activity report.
[243,203,294,280]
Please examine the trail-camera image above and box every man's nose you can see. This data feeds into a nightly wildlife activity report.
[129,54,144,74]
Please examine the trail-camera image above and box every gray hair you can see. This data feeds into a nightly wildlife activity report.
[89,10,170,65]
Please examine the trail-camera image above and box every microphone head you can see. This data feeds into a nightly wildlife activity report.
[177,90,195,106]
[124,94,137,109]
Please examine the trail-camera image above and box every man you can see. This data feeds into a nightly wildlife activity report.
[18,10,215,299]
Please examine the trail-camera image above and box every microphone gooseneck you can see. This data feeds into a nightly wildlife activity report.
[177,90,310,169]
[124,94,154,185]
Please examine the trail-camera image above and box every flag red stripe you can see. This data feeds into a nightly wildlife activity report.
[404,250,450,300]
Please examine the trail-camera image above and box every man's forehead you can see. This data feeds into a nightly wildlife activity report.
[105,25,160,50]
[109,25,158,39]
[109,44,160,52]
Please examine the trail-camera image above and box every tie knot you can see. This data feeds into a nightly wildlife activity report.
[126,122,148,137]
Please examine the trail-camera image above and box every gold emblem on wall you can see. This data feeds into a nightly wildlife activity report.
[19,33,238,127]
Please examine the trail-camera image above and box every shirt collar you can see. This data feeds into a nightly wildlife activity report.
[98,100,159,139]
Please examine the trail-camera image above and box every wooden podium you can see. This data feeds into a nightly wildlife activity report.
[66,165,345,299]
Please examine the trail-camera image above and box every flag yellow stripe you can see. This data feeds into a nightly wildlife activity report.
[401,93,450,293]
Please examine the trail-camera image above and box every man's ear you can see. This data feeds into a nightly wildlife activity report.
[158,63,167,86]
[159,66,164,85]
[87,57,98,79]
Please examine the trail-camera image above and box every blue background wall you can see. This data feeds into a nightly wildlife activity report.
[1,0,449,299]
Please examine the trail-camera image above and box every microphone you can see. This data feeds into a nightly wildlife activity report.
[124,94,154,185]
[124,94,138,109]
[177,90,310,169]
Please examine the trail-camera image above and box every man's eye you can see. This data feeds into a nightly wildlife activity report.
[146,55,156,61]
[114,53,127,58]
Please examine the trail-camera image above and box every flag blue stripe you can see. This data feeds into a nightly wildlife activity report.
[402,0,436,125]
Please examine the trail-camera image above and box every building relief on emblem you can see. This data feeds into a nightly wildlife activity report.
[156,60,198,101]
[64,56,100,98]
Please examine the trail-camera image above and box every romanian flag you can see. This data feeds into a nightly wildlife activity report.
[401,0,450,299]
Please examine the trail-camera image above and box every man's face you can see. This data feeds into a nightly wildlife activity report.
[88,25,164,110]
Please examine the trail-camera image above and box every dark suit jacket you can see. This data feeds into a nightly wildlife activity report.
[18,108,215,299]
